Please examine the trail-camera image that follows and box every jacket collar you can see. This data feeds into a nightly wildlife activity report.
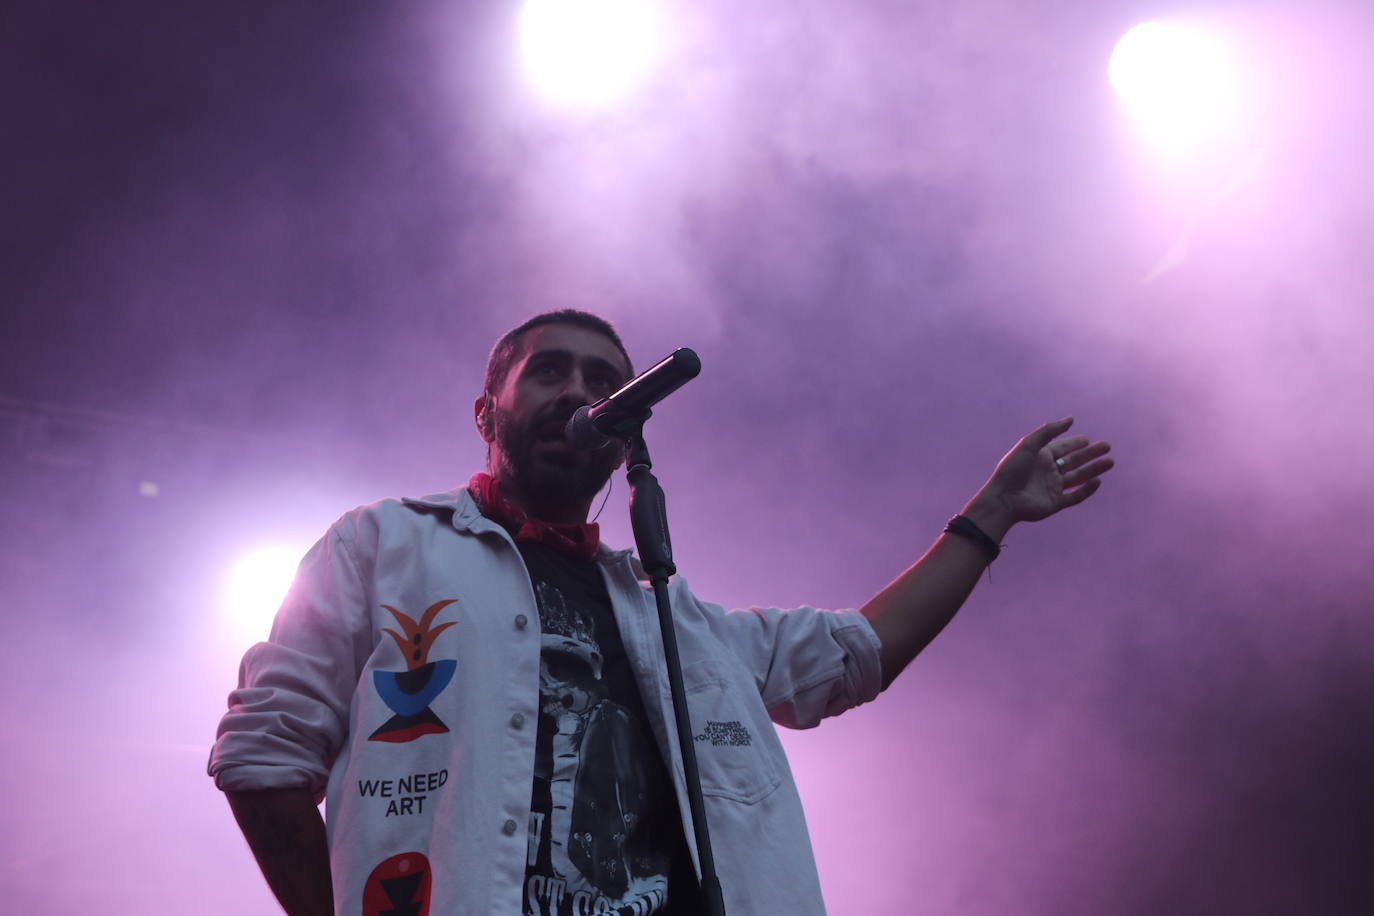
[401,486,635,563]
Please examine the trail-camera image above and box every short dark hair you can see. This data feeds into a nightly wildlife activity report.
[483,309,633,396]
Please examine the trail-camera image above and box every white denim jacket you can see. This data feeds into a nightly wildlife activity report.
[209,487,883,915]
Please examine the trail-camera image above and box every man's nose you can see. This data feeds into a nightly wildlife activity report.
[558,371,594,406]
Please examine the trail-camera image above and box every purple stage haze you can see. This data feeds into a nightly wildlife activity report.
[3,1,1371,913]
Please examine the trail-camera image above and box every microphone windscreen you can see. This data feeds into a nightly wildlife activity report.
[565,405,611,450]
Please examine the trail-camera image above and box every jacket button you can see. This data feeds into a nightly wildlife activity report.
[510,713,525,729]
[514,614,528,630]
[502,819,518,836]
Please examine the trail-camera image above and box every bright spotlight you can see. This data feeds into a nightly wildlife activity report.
[1109,20,1248,161]
[519,0,665,109]
[223,545,302,641]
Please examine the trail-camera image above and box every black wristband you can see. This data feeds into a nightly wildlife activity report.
[944,514,1002,562]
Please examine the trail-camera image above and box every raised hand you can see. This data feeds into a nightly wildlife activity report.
[975,417,1114,527]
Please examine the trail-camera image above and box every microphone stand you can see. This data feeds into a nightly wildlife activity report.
[623,420,727,916]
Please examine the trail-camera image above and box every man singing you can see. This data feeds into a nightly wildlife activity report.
[209,309,1114,915]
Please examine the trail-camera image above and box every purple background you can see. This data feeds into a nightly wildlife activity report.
[3,1,1371,913]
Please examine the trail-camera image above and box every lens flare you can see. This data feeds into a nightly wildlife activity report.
[519,0,665,109]
[1109,20,1248,161]
[223,544,302,640]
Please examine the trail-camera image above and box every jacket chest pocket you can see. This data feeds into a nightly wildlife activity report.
[681,660,781,805]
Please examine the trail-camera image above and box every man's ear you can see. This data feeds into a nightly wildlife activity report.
[474,394,495,443]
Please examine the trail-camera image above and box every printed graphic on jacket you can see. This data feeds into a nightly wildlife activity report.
[522,577,672,916]
[363,851,431,916]
[370,599,458,743]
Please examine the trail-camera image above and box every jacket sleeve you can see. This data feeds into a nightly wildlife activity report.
[682,582,884,730]
[207,519,372,799]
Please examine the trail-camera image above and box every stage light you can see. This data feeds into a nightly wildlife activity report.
[223,545,302,640]
[519,0,665,109]
[1109,20,1247,161]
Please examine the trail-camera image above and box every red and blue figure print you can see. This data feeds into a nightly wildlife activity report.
[369,599,458,743]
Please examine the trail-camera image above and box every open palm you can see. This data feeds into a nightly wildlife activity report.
[985,417,1114,524]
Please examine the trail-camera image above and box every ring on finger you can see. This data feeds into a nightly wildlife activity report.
[1055,457,1068,472]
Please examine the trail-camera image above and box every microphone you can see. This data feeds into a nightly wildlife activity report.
[566,347,701,448]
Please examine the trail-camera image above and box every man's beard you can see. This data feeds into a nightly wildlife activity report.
[490,403,621,516]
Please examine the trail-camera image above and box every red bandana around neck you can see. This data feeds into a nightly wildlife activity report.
[466,472,601,562]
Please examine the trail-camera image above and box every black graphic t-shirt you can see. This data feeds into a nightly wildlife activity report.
[517,541,690,916]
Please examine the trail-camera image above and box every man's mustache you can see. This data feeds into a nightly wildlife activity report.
[535,404,580,428]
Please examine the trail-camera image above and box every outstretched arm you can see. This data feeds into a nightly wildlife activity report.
[861,417,1114,690]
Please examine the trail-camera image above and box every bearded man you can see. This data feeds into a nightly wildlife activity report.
[210,309,1114,916]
